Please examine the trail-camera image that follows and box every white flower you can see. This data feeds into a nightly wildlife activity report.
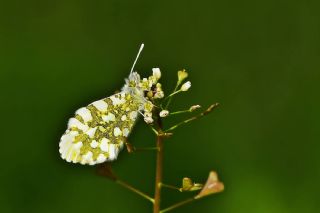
[154,85,164,99]
[159,110,169,117]
[189,105,201,112]
[144,116,154,124]
[144,101,153,112]
[140,78,150,90]
[152,68,161,80]
[148,76,157,85]
[181,81,191,91]
[144,111,152,118]
[154,90,164,99]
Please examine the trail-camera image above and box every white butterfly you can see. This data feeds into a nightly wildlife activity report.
[59,44,163,165]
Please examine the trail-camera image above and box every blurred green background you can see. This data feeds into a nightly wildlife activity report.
[1,0,319,212]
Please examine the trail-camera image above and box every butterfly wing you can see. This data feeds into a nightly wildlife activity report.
[59,92,140,165]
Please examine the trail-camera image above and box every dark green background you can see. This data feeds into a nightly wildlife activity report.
[1,0,319,212]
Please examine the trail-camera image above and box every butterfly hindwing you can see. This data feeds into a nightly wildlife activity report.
[59,92,140,165]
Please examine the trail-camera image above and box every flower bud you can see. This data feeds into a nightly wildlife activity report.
[152,68,161,80]
[178,69,188,83]
[181,81,191,91]
[181,177,203,192]
[147,90,153,98]
[159,110,169,117]
[154,91,164,99]
[144,116,154,124]
[189,105,201,112]
[156,83,162,88]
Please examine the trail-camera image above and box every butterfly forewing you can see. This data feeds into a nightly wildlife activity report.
[59,92,139,165]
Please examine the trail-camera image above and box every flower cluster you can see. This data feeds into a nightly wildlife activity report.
[138,68,198,124]
[139,68,165,124]
[138,68,164,100]
[125,68,201,124]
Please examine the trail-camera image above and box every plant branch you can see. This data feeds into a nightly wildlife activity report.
[168,109,190,116]
[160,198,195,213]
[153,117,164,213]
[160,183,181,191]
[150,125,160,135]
[126,142,159,153]
[165,90,181,99]
[165,103,219,132]
[116,179,154,203]
[164,84,180,109]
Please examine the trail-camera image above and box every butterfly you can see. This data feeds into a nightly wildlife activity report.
[59,44,163,165]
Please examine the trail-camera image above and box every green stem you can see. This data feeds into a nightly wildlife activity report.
[116,179,154,203]
[150,126,159,135]
[169,109,190,116]
[153,118,164,213]
[164,84,180,109]
[165,103,219,132]
[160,183,181,191]
[160,198,195,213]
[166,90,181,99]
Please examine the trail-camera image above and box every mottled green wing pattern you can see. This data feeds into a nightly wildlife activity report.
[59,92,140,165]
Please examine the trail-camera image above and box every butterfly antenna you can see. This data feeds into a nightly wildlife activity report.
[130,43,144,74]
